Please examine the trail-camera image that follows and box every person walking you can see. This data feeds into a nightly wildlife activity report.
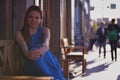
[96,21,108,58]
[107,18,120,61]
[88,27,97,51]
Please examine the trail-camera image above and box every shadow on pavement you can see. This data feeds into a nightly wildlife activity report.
[82,62,113,77]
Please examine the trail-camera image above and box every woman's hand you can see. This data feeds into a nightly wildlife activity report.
[27,45,48,60]
[38,45,48,56]
[28,49,40,60]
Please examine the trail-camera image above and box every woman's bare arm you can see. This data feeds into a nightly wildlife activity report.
[42,27,50,48]
[38,27,50,56]
[16,31,40,60]
[16,31,29,57]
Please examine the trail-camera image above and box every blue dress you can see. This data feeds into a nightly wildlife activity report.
[23,26,66,80]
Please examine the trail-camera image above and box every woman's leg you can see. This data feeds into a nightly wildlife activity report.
[109,40,114,61]
[103,42,106,58]
[113,40,118,61]
[99,42,102,57]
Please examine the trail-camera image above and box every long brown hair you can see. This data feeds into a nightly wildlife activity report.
[21,5,42,43]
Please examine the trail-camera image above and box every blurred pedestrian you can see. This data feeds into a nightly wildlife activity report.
[96,21,107,58]
[88,26,97,51]
[107,18,120,61]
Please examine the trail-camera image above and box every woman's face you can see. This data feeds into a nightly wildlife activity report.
[27,11,41,28]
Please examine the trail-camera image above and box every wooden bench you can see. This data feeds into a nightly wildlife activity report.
[61,38,87,79]
[0,40,15,75]
[0,76,54,80]
[0,40,54,80]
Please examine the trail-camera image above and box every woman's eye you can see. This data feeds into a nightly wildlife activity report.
[28,16,33,19]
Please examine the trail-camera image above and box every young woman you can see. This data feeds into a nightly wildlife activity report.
[16,5,66,80]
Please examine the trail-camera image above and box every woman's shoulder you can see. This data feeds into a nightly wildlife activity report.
[15,30,23,39]
[42,27,50,33]
[37,26,50,34]
[15,30,22,42]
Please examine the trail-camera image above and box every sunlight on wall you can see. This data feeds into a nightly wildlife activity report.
[90,0,120,20]
[35,0,39,6]
[71,0,75,44]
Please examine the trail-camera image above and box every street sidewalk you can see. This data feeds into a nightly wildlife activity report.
[69,44,120,80]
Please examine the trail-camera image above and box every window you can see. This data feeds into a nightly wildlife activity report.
[110,4,116,9]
